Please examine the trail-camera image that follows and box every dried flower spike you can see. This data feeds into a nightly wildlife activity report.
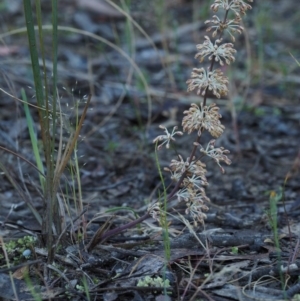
[152,0,252,226]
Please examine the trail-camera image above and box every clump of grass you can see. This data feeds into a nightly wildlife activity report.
[22,1,91,264]
[0,0,153,268]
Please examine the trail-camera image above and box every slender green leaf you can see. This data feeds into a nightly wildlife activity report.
[23,0,44,109]
[51,0,58,149]
[22,88,45,191]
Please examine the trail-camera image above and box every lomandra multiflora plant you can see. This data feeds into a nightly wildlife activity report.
[151,0,253,226]
[97,0,253,244]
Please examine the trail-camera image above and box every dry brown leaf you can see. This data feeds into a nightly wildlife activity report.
[12,265,29,280]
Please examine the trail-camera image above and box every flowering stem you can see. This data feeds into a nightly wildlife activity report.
[94,0,252,244]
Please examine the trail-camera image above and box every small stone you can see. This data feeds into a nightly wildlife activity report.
[22,249,31,258]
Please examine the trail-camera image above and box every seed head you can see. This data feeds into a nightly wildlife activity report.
[182,103,225,137]
[211,0,253,16]
[200,139,231,173]
[205,15,244,41]
[195,36,236,65]
[187,68,229,99]
[177,187,210,225]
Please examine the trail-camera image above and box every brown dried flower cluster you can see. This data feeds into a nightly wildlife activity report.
[199,140,232,173]
[187,68,229,99]
[195,36,236,65]
[151,0,252,226]
[206,0,252,41]
[182,103,224,137]
[211,0,253,16]
[205,15,244,41]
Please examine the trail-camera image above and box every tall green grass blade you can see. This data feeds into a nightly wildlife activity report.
[23,0,52,178]
[33,0,52,178]
[51,0,58,154]
[35,0,48,97]
[23,1,45,110]
[22,88,45,191]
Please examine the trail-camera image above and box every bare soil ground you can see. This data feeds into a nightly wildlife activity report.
[1,1,300,300]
